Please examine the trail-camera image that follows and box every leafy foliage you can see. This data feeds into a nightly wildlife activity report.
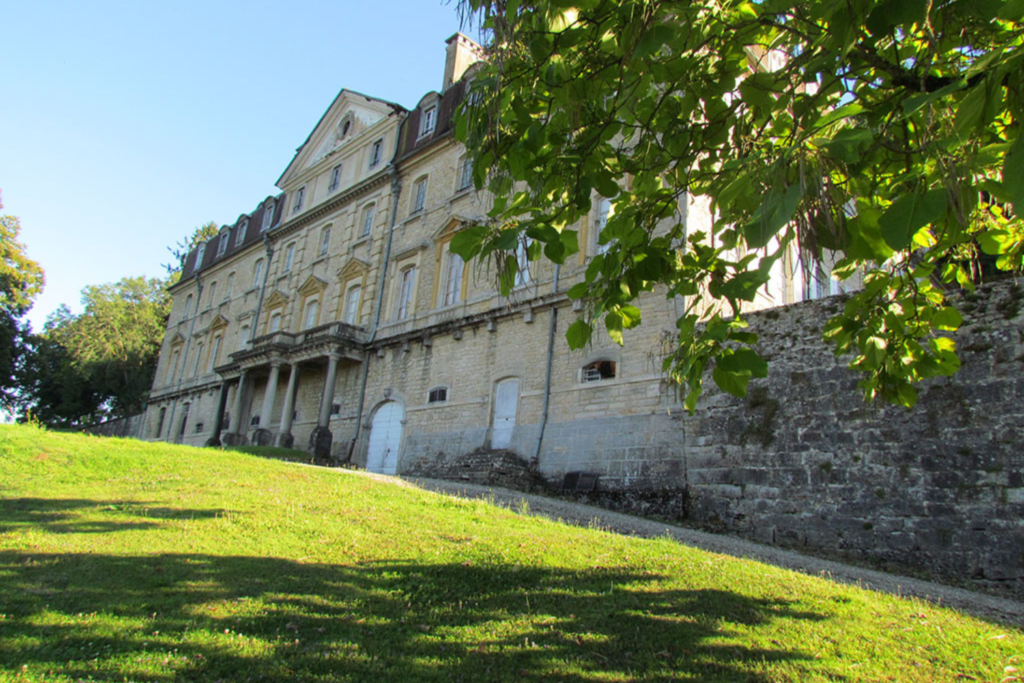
[0,192,44,409]
[18,277,170,424]
[164,221,219,281]
[455,0,1024,409]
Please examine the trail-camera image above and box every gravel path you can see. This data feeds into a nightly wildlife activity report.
[390,475,1024,628]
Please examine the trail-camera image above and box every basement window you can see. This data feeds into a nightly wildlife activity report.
[428,387,448,404]
[250,415,260,426]
[195,422,205,433]
[581,360,616,384]
[331,403,341,416]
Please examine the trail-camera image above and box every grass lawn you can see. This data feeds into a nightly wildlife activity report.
[0,424,1020,682]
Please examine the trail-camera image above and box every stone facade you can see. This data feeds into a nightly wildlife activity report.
[143,33,1024,596]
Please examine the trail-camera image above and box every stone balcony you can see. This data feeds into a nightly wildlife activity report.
[231,321,367,368]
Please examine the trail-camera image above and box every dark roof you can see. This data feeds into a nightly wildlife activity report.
[396,78,467,162]
[179,194,285,281]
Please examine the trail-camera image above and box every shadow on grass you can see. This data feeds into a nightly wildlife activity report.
[0,551,829,682]
[0,498,229,535]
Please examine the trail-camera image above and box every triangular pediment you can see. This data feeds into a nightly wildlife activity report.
[337,257,370,282]
[209,315,230,332]
[297,275,329,297]
[433,215,479,241]
[265,290,289,309]
[276,89,405,189]
[169,333,186,347]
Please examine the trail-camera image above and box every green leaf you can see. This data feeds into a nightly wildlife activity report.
[1002,135,1024,208]
[742,184,803,249]
[449,225,490,261]
[566,319,592,349]
[878,188,947,250]
[717,347,768,378]
[932,307,962,331]
[604,311,624,345]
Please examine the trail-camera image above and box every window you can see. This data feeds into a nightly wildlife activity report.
[428,387,448,404]
[412,176,428,214]
[457,157,473,191]
[217,228,230,257]
[368,138,383,169]
[581,360,616,383]
[253,259,265,288]
[514,237,532,287]
[208,335,222,373]
[225,273,234,300]
[207,281,217,306]
[340,120,351,138]
[194,243,207,271]
[443,251,464,306]
[419,106,437,137]
[330,402,341,416]
[360,203,375,237]
[195,422,205,434]
[397,267,416,319]
[250,415,260,426]
[268,310,282,333]
[328,164,342,192]
[292,187,305,214]
[319,227,331,256]
[167,349,180,383]
[155,407,166,438]
[595,198,613,254]
[303,298,319,330]
[236,219,249,245]
[261,202,275,232]
[343,285,361,325]
[182,294,193,319]
[283,243,296,272]
[192,342,204,377]
[238,325,250,350]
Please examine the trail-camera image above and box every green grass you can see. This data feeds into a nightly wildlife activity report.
[0,424,1020,682]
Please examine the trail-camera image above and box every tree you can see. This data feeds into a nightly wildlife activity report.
[19,277,170,424]
[453,0,1024,410]
[164,221,220,282]
[0,192,44,410]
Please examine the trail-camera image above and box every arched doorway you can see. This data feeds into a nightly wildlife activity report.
[366,401,403,474]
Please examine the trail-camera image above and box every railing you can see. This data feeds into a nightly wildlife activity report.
[244,321,367,356]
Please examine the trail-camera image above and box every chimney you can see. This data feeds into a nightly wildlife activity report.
[443,33,484,91]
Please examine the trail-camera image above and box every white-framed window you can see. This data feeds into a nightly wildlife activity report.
[457,156,473,192]
[208,335,222,373]
[253,259,264,288]
[192,341,204,377]
[412,176,428,214]
[428,386,448,404]
[319,226,331,256]
[581,360,616,383]
[397,267,416,319]
[167,349,180,383]
[343,285,361,325]
[443,250,464,306]
[292,187,305,214]
[268,310,282,333]
[419,106,437,138]
[182,293,193,319]
[328,164,343,192]
[261,202,275,232]
[283,243,296,272]
[237,324,250,350]
[207,281,217,306]
[225,273,234,300]
[360,203,375,237]
[514,237,532,287]
[303,297,319,330]
[595,197,613,254]
[368,138,383,169]
[217,228,230,257]
[236,219,249,245]
[194,243,207,271]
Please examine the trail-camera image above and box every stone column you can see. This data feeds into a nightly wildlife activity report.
[253,360,281,446]
[310,350,341,462]
[222,370,249,446]
[204,383,230,447]
[275,363,300,449]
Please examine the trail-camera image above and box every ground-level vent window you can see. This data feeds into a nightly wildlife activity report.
[581,360,616,383]
[250,415,260,426]
[428,387,448,404]
[195,422,205,434]
[331,403,341,416]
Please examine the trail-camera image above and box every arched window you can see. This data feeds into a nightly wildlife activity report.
[194,243,207,270]
[261,201,276,232]
[303,298,320,330]
[236,219,249,245]
[343,285,361,325]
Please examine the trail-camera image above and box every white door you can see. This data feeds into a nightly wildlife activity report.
[367,401,403,474]
[492,378,519,449]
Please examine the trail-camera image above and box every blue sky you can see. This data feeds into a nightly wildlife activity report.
[2,0,477,332]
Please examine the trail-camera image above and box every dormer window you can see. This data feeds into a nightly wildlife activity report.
[328,164,342,192]
[261,202,275,231]
[292,187,305,214]
[194,243,207,271]
[368,139,383,169]
[217,228,230,257]
[419,106,437,138]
